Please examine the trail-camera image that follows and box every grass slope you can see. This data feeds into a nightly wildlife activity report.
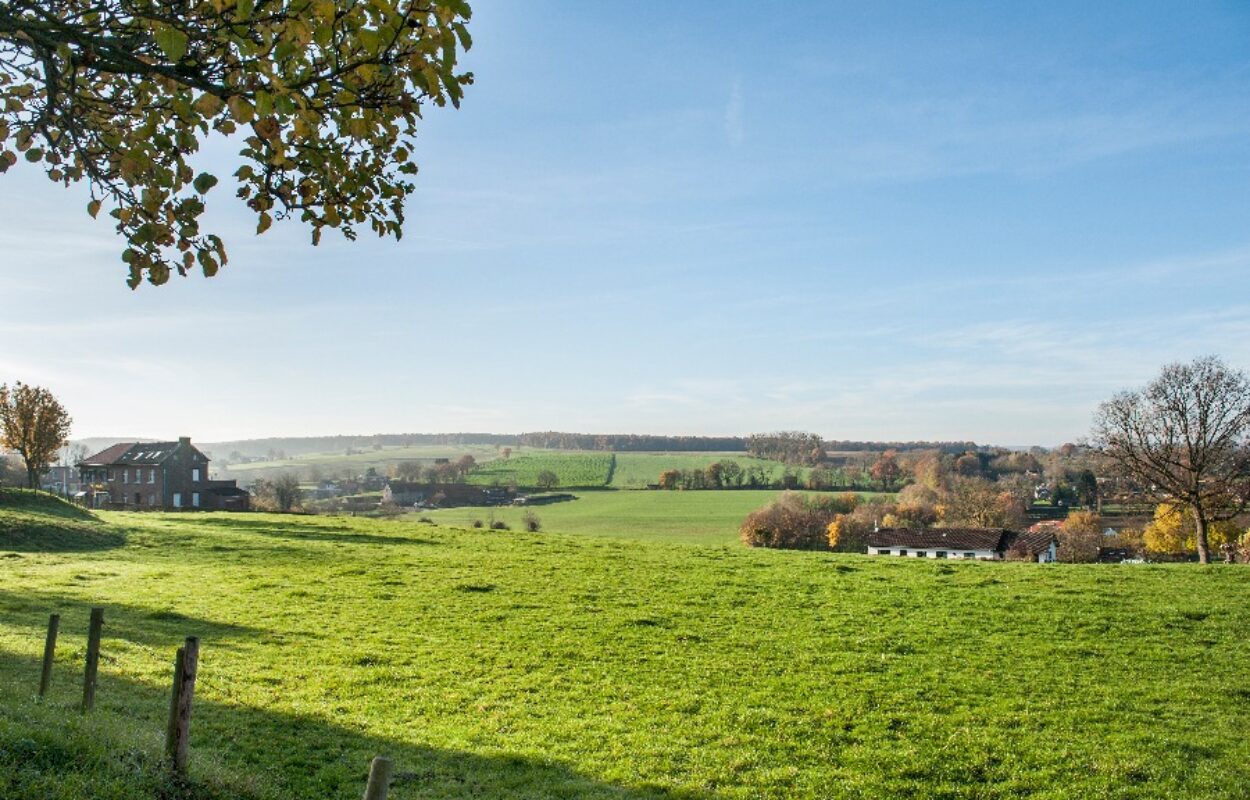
[0,489,126,552]
[0,498,1247,799]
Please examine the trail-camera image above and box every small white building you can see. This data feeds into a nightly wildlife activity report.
[866,527,1058,562]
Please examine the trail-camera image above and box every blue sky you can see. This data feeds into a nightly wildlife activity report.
[2,1,1248,445]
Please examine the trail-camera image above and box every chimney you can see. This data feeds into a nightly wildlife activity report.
[179,436,191,446]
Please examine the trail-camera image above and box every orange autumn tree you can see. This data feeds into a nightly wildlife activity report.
[0,382,72,489]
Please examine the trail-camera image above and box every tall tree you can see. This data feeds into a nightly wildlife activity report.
[0,0,473,287]
[0,382,72,488]
[1091,356,1250,564]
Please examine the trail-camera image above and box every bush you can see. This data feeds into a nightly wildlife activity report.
[1058,510,1102,563]
[418,516,435,525]
[523,511,541,532]
[490,520,510,531]
[471,519,483,528]
[740,492,837,550]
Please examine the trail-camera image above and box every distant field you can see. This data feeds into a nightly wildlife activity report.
[2,494,1248,799]
[419,489,885,545]
[464,452,615,489]
[217,443,504,480]
[609,452,808,488]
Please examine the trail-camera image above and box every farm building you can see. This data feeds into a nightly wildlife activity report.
[866,527,1058,562]
[76,437,249,511]
[381,481,425,506]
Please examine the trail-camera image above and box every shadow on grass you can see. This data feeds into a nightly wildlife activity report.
[0,489,127,553]
[0,588,270,648]
[0,648,718,800]
[188,516,440,548]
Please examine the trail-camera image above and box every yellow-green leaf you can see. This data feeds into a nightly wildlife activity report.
[154,28,189,62]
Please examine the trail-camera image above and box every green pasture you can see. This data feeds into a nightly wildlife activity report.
[1,492,1248,799]
[218,444,504,479]
[419,489,867,545]
[464,452,615,489]
[608,453,806,488]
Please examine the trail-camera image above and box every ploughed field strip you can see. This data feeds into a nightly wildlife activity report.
[1,496,1248,799]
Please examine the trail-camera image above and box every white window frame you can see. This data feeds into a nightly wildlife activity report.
[191,492,200,508]
[173,492,182,508]
[192,468,201,482]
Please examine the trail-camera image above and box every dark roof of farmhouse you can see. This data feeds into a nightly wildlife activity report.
[78,441,205,466]
[867,527,1058,553]
[867,527,1014,550]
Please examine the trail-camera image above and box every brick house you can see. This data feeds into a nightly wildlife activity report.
[77,437,249,511]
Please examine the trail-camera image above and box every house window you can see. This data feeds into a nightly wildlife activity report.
[108,469,115,482]
[173,493,182,508]
[149,494,156,506]
[936,551,948,559]
[149,469,156,483]
[876,548,891,556]
[916,551,928,557]
[192,468,201,482]
[964,552,975,559]
[898,549,908,557]
[191,492,200,508]
[123,469,129,484]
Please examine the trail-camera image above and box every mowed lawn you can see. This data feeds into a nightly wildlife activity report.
[419,489,872,545]
[1,496,1248,799]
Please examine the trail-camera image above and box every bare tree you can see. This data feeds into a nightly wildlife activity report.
[0,382,72,488]
[1091,356,1250,564]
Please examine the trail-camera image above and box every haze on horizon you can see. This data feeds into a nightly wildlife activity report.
[3,1,1248,446]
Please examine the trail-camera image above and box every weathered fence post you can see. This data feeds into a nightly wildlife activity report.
[164,636,199,773]
[363,756,393,800]
[81,607,104,711]
[38,613,59,698]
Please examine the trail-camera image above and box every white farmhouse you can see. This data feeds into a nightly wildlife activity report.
[866,527,1058,562]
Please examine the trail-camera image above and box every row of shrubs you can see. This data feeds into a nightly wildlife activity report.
[418,511,543,533]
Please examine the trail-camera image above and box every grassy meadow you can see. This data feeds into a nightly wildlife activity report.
[2,491,1249,799]
[217,444,506,481]
[463,452,616,489]
[608,453,806,489]
[418,489,878,545]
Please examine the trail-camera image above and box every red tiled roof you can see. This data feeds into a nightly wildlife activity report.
[79,442,135,466]
[78,441,205,466]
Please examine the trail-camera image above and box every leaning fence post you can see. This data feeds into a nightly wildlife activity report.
[81,607,104,711]
[363,756,393,800]
[38,613,59,698]
[165,636,199,773]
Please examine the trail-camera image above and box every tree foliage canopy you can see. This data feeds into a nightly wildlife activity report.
[1092,356,1250,563]
[0,382,72,488]
[0,0,473,287]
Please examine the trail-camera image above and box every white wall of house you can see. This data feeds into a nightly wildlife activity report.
[869,547,1000,560]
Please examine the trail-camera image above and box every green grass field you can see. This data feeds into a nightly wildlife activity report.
[464,452,615,489]
[219,444,505,480]
[608,453,805,489]
[2,491,1249,799]
[419,489,867,545]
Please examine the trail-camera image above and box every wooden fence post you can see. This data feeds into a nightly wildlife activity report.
[165,636,199,773]
[81,607,104,711]
[363,756,393,800]
[38,613,59,698]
